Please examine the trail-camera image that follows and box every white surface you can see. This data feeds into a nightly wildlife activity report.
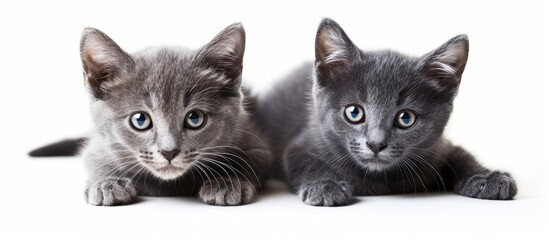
[0,0,547,239]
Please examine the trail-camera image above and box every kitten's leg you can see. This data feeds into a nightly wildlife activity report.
[198,177,256,206]
[85,177,138,206]
[83,147,139,206]
[298,177,354,207]
[286,149,354,207]
[444,145,517,200]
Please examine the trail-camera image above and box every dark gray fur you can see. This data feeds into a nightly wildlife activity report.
[258,18,516,206]
[78,24,271,206]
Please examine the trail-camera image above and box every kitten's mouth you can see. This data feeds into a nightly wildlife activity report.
[142,161,192,180]
[353,154,394,171]
[156,162,192,172]
[158,164,183,170]
[361,156,392,165]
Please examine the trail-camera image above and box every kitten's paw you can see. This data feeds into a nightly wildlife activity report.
[198,178,256,206]
[457,171,517,200]
[85,177,138,206]
[298,179,354,206]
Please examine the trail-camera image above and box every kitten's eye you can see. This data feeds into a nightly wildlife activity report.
[185,110,206,129]
[130,112,152,131]
[395,110,417,129]
[344,105,365,123]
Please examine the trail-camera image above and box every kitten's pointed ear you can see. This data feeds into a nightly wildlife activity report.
[315,18,359,84]
[80,28,133,99]
[197,23,245,89]
[421,34,469,91]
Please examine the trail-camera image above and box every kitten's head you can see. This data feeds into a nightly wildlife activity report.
[81,24,246,180]
[312,18,468,171]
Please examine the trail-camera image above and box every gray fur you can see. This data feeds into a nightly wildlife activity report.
[258,18,516,206]
[80,24,271,206]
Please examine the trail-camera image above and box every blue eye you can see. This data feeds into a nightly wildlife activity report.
[185,110,206,129]
[130,112,152,131]
[344,105,365,123]
[396,110,417,129]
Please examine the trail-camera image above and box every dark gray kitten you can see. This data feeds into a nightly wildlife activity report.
[34,24,271,206]
[258,18,517,206]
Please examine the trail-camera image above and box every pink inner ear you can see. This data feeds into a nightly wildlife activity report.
[427,61,458,79]
[316,27,352,67]
[422,39,468,89]
[81,40,129,98]
[198,23,245,82]
[315,29,356,81]
[81,49,108,92]
[435,47,467,75]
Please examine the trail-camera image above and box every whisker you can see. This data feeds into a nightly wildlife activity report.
[408,147,458,179]
[196,161,226,190]
[203,158,261,192]
[198,158,235,191]
[402,158,428,194]
[199,151,261,188]
[194,163,216,190]
[89,160,140,191]
[201,158,255,194]
[408,152,447,193]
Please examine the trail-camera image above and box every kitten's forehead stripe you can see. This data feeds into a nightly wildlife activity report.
[144,93,152,109]
[396,89,408,106]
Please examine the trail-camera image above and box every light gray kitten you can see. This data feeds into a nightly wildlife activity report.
[258,18,517,206]
[32,24,271,206]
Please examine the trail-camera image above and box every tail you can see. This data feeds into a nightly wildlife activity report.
[28,138,88,157]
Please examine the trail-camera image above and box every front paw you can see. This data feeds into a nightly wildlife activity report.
[198,178,256,206]
[298,179,354,206]
[457,171,517,200]
[85,177,138,206]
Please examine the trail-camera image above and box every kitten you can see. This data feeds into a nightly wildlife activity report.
[258,18,517,206]
[32,24,271,206]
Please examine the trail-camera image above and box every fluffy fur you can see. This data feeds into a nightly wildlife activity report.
[258,18,517,206]
[55,24,271,206]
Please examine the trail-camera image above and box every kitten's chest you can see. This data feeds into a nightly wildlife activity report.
[351,176,407,195]
[132,170,203,196]
[345,168,439,196]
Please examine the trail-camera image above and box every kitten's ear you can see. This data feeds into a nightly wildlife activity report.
[420,34,469,91]
[80,28,133,99]
[315,18,359,85]
[197,23,245,89]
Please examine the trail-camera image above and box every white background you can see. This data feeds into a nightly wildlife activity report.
[0,0,547,239]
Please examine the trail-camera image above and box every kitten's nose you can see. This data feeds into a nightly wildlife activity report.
[366,141,388,156]
[159,149,181,162]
